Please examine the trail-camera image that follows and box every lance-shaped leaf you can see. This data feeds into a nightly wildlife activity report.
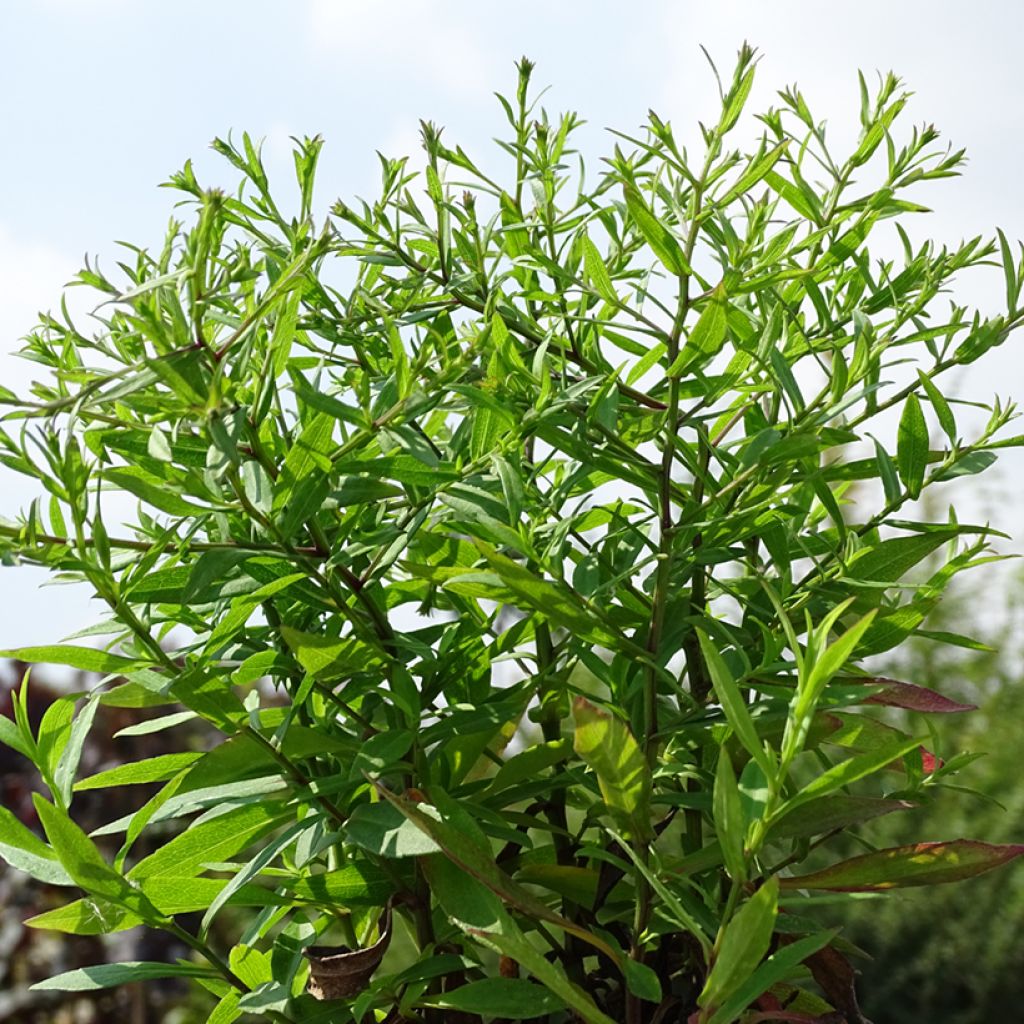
[580,234,618,303]
[849,677,976,713]
[75,752,203,791]
[572,697,653,841]
[0,645,143,675]
[770,795,915,841]
[897,392,928,499]
[623,184,691,277]
[777,735,921,816]
[32,961,216,992]
[717,140,789,207]
[486,738,572,796]
[780,840,1024,891]
[669,283,730,375]
[471,543,623,648]
[25,864,378,935]
[420,978,566,1019]
[698,631,775,780]
[273,411,335,533]
[846,530,957,586]
[713,750,746,882]
[700,876,779,1013]
[281,626,388,679]
[376,784,621,964]
[33,795,167,924]
[514,864,599,909]
[0,805,74,885]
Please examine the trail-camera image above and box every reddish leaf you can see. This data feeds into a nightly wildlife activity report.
[885,745,943,773]
[781,840,1024,892]
[853,677,976,713]
[802,944,868,1024]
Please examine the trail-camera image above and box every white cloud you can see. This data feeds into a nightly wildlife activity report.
[306,0,495,94]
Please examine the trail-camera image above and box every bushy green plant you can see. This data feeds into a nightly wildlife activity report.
[1,47,1023,1024]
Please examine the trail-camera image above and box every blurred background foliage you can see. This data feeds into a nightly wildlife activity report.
[828,560,1024,1024]
[0,663,218,1023]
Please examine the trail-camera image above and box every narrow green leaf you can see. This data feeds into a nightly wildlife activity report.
[765,169,821,222]
[26,898,135,935]
[486,738,572,796]
[718,141,789,207]
[208,992,242,1024]
[721,63,755,131]
[0,646,141,675]
[200,818,308,935]
[105,467,207,517]
[771,795,914,840]
[580,234,617,303]
[997,227,1020,311]
[0,713,33,760]
[55,693,101,806]
[203,571,306,654]
[698,631,774,779]
[75,752,203,791]
[622,957,663,1004]
[34,795,165,922]
[0,805,74,885]
[917,370,956,443]
[281,625,387,680]
[847,531,956,586]
[425,851,616,1024]
[334,455,460,487]
[713,750,746,882]
[147,425,173,462]
[273,411,334,533]
[623,184,691,277]
[27,877,284,933]
[242,460,273,517]
[344,800,442,859]
[609,831,712,953]
[287,863,393,906]
[129,802,285,882]
[472,544,621,648]
[32,961,215,992]
[668,283,729,375]
[168,667,247,730]
[421,978,565,1019]
[700,876,779,1011]
[37,696,75,781]
[897,393,928,498]
[514,864,599,908]
[777,736,922,815]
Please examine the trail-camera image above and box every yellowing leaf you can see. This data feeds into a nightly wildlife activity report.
[572,697,652,840]
[781,840,1024,891]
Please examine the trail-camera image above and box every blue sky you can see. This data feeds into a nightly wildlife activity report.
[2,1,1022,648]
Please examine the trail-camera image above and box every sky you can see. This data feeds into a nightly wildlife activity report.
[1,1,1022,650]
